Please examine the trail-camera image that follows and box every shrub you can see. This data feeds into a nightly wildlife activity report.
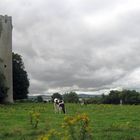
[38,113,93,140]
[29,110,40,128]
[63,92,79,103]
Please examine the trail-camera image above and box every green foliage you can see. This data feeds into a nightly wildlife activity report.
[51,93,62,101]
[39,129,61,140]
[102,90,121,104]
[29,110,40,128]
[102,90,140,105]
[62,113,92,140]
[79,90,140,105]
[63,92,79,103]
[12,52,29,100]
[37,96,43,102]
[39,113,92,140]
[121,90,140,104]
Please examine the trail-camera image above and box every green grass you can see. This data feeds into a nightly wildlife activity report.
[0,103,140,140]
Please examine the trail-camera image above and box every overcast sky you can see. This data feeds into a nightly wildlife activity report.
[1,0,140,94]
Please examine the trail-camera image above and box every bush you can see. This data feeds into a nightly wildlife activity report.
[101,90,140,105]
[63,92,79,103]
[51,93,62,102]
[37,96,43,102]
[38,113,93,140]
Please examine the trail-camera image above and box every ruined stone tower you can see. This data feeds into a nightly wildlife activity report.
[0,15,13,103]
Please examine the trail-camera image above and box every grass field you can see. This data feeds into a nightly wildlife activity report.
[0,103,140,140]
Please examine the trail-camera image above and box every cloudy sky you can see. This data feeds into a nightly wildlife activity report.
[1,0,140,94]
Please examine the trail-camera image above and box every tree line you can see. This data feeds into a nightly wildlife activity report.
[51,90,140,105]
[101,90,140,105]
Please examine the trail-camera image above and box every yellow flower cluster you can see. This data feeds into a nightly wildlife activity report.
[39,129,61,140]
[63,113,89,127]
[38,113,92,140]
[29,110,40,128]
[62,113,92,140]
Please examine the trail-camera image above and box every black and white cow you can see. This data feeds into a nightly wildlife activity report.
[53,98,66,114]
[58,100,65,114]
[54,98,59,113]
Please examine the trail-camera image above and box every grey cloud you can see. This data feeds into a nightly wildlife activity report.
[1,0,140,94]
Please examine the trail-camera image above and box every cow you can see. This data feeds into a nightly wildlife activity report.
[53,98,66,114]
[53,98,60,113]
[58,100,66,114]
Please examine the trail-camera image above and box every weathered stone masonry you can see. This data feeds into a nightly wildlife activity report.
[0,15,13,103]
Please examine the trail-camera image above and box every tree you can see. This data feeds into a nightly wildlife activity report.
[51,93,62,102]
[13,53,29,100]
[37,96,43,102]
[121,90,140,104]
[101,89,140,105]
[63,92,79,103]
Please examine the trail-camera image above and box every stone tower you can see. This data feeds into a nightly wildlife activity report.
[0,15,13,103]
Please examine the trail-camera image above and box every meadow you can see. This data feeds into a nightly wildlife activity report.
[0,103,140,140]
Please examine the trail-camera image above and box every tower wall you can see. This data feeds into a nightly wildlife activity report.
[0,15,13,103]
